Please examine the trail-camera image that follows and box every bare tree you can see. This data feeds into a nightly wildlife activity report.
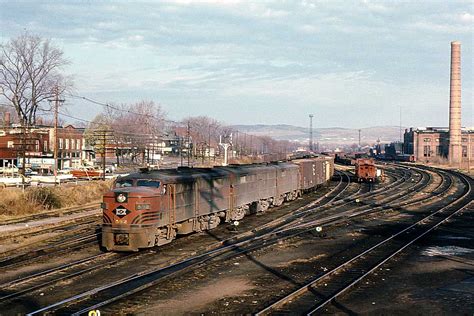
[182,116,222,161]
[0,33,70,126]
[100,101,166,165]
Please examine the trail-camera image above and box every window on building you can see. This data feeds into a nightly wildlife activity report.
[462,146,468,158]
[35,140,40,152]
[423,145,431,157]
[436,146,443,156]
[44,141,48,152]
[76,140,81,150]
[65,139,69,150]
[423,138,431,142]
[71,139,75,150]
[435,138,440,142]
[7,141,14,148]
[59,138,63,149]
[462,138,468,142]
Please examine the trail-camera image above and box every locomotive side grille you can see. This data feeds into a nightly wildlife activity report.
[131,212,162,224]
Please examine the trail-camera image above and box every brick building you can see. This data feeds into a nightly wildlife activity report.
[404,127,473,165]
[0,115,88,171]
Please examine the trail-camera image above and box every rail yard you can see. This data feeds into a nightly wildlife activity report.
[1,2,473,315]
[0,161,471,315]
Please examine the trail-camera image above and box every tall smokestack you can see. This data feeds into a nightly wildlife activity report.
[449,41,462,165]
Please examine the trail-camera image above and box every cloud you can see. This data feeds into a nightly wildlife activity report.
[460,12,474,23]
[164,0,242,5]
[128,35,144,42]
[298,24,319,33]
[1,1,471,128]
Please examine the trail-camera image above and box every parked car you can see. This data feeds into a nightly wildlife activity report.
[25,168,39,176]
[105,165,116,174]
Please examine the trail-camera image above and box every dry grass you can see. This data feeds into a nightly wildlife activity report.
[0,181,112,217]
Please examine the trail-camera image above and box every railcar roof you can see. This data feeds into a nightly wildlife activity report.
[291,157,330,163]
[117,162,297,183]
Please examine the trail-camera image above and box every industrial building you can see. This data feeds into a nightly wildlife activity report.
[404,41,473,168]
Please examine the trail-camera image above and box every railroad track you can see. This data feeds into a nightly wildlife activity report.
[255,170,472,315]
[90,164,461,315]
[0,172,348,313]
[24,164,443,315]
[0,252,128,302]
[0,227,101,270]
[0,202,101,226]
[0,205,104,271]
[281,166,456,236]
[10,164,456,315]
[274,165,426,233]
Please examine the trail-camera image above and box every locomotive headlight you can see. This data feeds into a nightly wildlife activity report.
[116,193,127,203]
[136,203,151,210]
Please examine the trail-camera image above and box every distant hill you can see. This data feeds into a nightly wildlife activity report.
[231,124,404,145]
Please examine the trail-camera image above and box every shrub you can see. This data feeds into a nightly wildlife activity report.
[26,187,62,209]
[0,180,112,218]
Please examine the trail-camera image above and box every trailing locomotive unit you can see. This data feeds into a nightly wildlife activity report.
[102,157,334,251]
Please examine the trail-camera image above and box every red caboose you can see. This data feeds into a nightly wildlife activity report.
[355,158,377,182]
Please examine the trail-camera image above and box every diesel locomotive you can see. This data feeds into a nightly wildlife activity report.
[101,156,334,251]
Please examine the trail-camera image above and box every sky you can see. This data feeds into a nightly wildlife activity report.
[0,0,472,129]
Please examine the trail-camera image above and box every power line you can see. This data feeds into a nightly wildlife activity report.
[67,93,172,123]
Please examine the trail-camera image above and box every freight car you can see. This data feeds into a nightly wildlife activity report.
[102,157,334,251]
[355,158,378,182]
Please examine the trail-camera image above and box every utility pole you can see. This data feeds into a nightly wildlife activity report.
[309,114,314,152]
[208,124,212,164]
[187,122,190,167]
[92,129,110,181]
[399,105,402,142]
[243,133,247,156]
[358,129,361,151]
[179,137,183,167]
[250,135,253,156]
[52,86,64,185]
[53,89,59,184]
[102,131,106,180]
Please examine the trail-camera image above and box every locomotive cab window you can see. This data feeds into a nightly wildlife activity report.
[115,179,134,188]
[137,179,161,188]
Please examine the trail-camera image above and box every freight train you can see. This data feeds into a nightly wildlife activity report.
[101,157,334,251]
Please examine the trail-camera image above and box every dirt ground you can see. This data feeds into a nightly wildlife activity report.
[3,171,472,316]
[321,209,474,315]
[112,202,473,315]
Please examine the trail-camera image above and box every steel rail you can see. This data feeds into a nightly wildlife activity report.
[255,170,471,315]
[307,171,472,314]
[26,166,430,315]
[274,165,427,233]
[24,165,430,314]
[0,253,130,302]
[0,231,100,269]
